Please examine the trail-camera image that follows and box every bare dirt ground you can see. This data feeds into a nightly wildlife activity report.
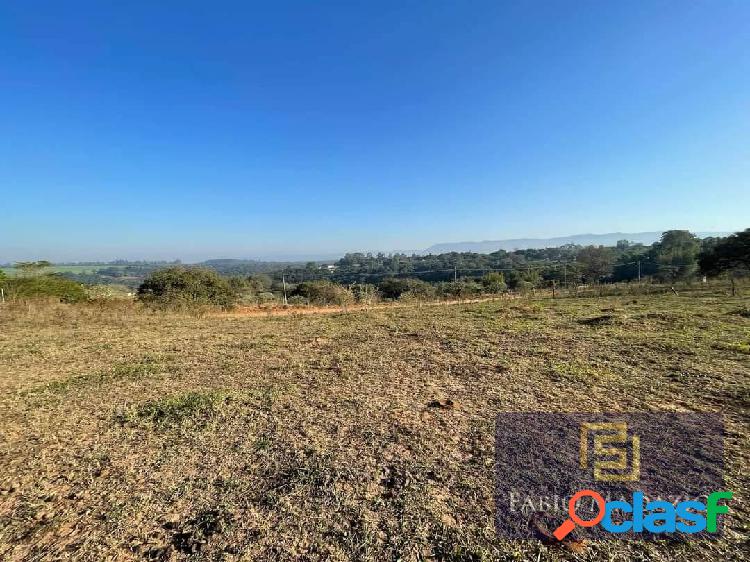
[0,291,748,561]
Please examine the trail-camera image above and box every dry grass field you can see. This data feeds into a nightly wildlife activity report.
[1,291,748,561]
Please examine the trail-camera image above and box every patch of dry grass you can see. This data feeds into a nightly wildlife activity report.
[0,291,748,561]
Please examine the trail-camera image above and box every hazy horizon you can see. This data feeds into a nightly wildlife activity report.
[2,228,737,264]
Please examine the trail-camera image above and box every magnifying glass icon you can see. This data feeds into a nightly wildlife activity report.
[553,489,606,541]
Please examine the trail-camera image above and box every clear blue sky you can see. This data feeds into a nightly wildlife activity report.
[2,1,748,262]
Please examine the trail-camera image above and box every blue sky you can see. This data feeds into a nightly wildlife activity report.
[1,1,748,262]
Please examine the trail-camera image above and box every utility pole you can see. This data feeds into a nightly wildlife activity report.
[282,274,288,305]
[563,263,567,287]
[637,260,641,283]
[454,265,457,283]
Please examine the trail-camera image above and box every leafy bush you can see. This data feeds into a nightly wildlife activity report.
[506,269,541,290]
[227,276,249,292]
[481,272,507,293]
[137,267,237,309]
[287,295,308,305]
[247,274,273,292]
[294,280,354,305]
[350,283,379,304]
[3,274,88,303]
[256,292,277,304]
[438,280,482,298]
[378,278,434,300]
[85,284,132,300]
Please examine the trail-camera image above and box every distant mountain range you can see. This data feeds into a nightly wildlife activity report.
[422,231,730,255]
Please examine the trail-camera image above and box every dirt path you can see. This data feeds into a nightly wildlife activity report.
[216,296,506,317]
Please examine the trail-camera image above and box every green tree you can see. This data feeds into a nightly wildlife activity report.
[227,276,249,292]
[699,229,750,275]
[247,274,273,293]
[612,248,655,281]
[576,246,614,283]
[137,267,238,309]
[652,230,701,281]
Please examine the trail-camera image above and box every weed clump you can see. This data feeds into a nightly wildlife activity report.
[22,356,162,400]
[713,341,750,355]
[120,391,226,428]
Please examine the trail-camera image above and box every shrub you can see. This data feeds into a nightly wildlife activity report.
[378,278,434,300]
[506,269,541,291]
[85,284,132,300]
[294,280,354,305]
[137,267,237,309]
[256,292,277,304]
[247,274,273,292]
[227,276,249,292]
[287,295,308,306]
[439,280,482,299]
[350,283,379,304]
[481,272,507,293]
[3,274,88,303]
[515,280,534,294]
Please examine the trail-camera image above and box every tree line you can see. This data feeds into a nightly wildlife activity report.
[275,229,747,286]
[1,229,747,307]
[129,228,750,308]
